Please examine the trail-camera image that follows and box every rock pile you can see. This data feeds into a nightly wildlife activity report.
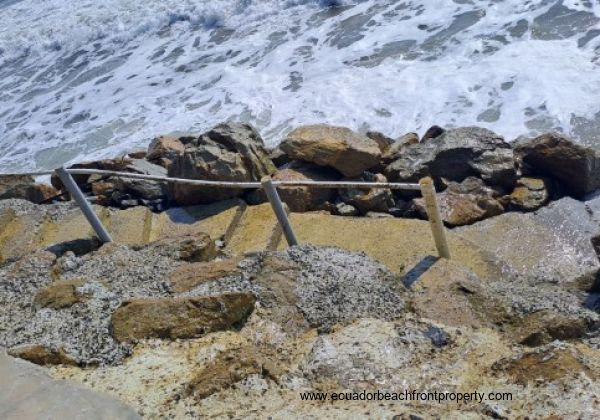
[17,121,597,228]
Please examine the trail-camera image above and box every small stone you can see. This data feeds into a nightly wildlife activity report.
[508,177,552,211]
[366,131,395,153]
[421,125,445,141]
[8,344,78,366]
[334,202,359,216]
[35,278,86,309]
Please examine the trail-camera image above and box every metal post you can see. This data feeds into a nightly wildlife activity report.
[55,167,113,243]
[261,176,298,247]
[419,177,450,259]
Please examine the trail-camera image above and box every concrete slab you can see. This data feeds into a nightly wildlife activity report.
[281,212,500,279]
[0,350,140,419]
[226,203,281,255]
[106,206,153,246]
[151,199,246,243]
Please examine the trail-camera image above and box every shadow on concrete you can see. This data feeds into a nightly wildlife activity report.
[401,255,439,288]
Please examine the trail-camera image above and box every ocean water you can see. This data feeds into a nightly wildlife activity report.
[0,0,599,172]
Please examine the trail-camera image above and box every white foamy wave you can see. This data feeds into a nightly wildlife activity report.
[0,0,599,172]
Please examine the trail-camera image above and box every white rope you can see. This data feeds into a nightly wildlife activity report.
[0,168,421,190]
[65,169,421,190]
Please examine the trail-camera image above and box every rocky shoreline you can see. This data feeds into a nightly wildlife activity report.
[4,122,599,226]
[1,122,600,418]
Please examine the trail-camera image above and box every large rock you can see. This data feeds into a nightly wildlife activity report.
[279,125,381,177]
[338,172,395,214]
[169,123,276,205]
[411,177,504,226]
[514,133,600,198]
[385,127,516,188]
[111,293,256,342]
[248,161,340,212]
[113,159,168,200]
[457,197,600,290]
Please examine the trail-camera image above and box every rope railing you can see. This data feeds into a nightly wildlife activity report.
[1,167,450,259]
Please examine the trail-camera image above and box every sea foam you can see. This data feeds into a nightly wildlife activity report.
[0,0,599,172]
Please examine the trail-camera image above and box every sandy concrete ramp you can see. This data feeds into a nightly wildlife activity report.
[0,350,139,419]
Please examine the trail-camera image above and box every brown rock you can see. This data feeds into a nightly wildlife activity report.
[169,258,242,293]
[339,173,394,214]
[249,161,340,212]
[145,233,217,262]
[126,149,147,159]
[8,344,78,366]
[421,125,445,141]
[185,344,279,399]
[169,123,276,205]
[508,177,552,211]
[514,133,600,198]
[494,348,594,386]
[111,293,256,342]
[511,310,588,346]
[412,177,504,226]
[146,135,185,168]
[0,183,58,204]
[280,125,381,177]
[35,279,85,309]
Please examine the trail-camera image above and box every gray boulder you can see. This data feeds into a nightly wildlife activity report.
[168,123,276,205]
[385,127,517,188]
[457,197,600,291]
[514,133,600,198]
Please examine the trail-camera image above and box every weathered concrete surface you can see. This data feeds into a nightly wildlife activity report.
[0,350,139,419]
[0,199,247,263]
[150,199,246,244]
[226,203,281,255]
[458,197,600,290]
[282,212,502,279]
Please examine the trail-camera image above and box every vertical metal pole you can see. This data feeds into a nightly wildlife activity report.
[261,176,298,247]
[55,167,113,243]
[419,177,450,259]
